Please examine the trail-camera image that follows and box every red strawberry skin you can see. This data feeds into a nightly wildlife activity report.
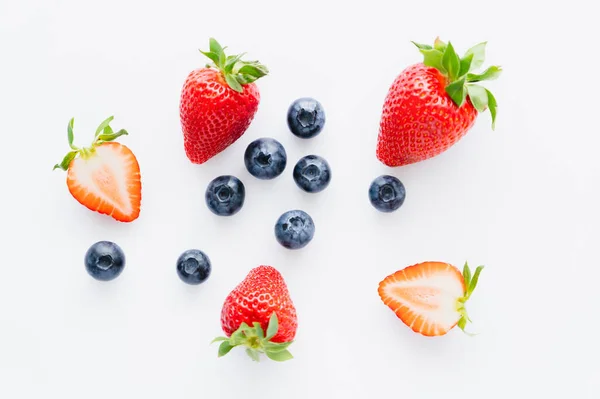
[221,266,297,343]
[377,63,478,167]
[180,68,260,164]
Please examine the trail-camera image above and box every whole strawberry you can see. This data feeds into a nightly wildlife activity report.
[377,38,502,166]
[213,265,297,362]
[180,38,268,164]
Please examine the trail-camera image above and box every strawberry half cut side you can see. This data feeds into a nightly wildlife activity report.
[212,313,294,362]
[378,261,484,337]
[53,117,141,223]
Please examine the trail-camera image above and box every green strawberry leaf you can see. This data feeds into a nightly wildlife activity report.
[264,341,293,352]
[236,62,269,80]
[96,129,128,143]
[225,74,243,93]
[199,50,220,66]
[466,84,489,113]
[462,262,472,290]
[238,322,252,333]
[208,38,225,66]
[442,42,460,81]
[464,42,487,70]
[412,41,433,50]
[434,37,447,51]
[245,348,261,362]
[457,316,477,336]
[445,77,467,107]
[467,65,502,82]
[265,313,279,341]
[459,53,474,78]
[94,116,114,138]
[253,322,265,339]
[209,38,223,55]
[211,337,229,344]
[67,118,77,149]
[229,328,246,346]
[218,341,233,357]
[265,349,293,362]
[420,49,446,74]
[53,150,78,171]
[226,54,244,64]
[236,75,252,85]
[486,89,498,129]
[224,53,245,74]
[467,266,485,298]
[234,62,268,86]
[218,51,226,68]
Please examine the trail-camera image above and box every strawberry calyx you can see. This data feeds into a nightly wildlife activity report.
[200,37,268,94]
[413,38,502,129]
[455,262,484,335]
[53,116,128,171]
[212,313,293,362]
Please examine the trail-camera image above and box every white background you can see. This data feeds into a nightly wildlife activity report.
[1,0,599,398]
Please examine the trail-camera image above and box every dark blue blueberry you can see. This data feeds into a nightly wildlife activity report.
[244,138,287,180]
[205,175,245,216]
[293,155,331,193]
[84,241,125,281]
[287,97,325,139]
[176,249,211,285]
[274,210,315,249]
[369,175,406,213]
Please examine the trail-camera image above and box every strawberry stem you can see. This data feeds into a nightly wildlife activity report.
[456,262,484,335]
[413,38,501,129]
[211,313,293,362]
[200,38,268,93]
[53,117,128,171]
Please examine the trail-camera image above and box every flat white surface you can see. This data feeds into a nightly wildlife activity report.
[1,1,599,398]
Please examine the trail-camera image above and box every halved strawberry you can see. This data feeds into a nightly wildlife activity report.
[378,261,484,336]
[54,117,141,223]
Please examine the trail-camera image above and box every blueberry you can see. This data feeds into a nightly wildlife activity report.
[205,175,245,216]
[369,175,406,212]
[84,241,125,281]
[274,210,315,249]
[244,138,287,180]
[176,249,211,285]
[293,155,331,193]
[287,97,325,139]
